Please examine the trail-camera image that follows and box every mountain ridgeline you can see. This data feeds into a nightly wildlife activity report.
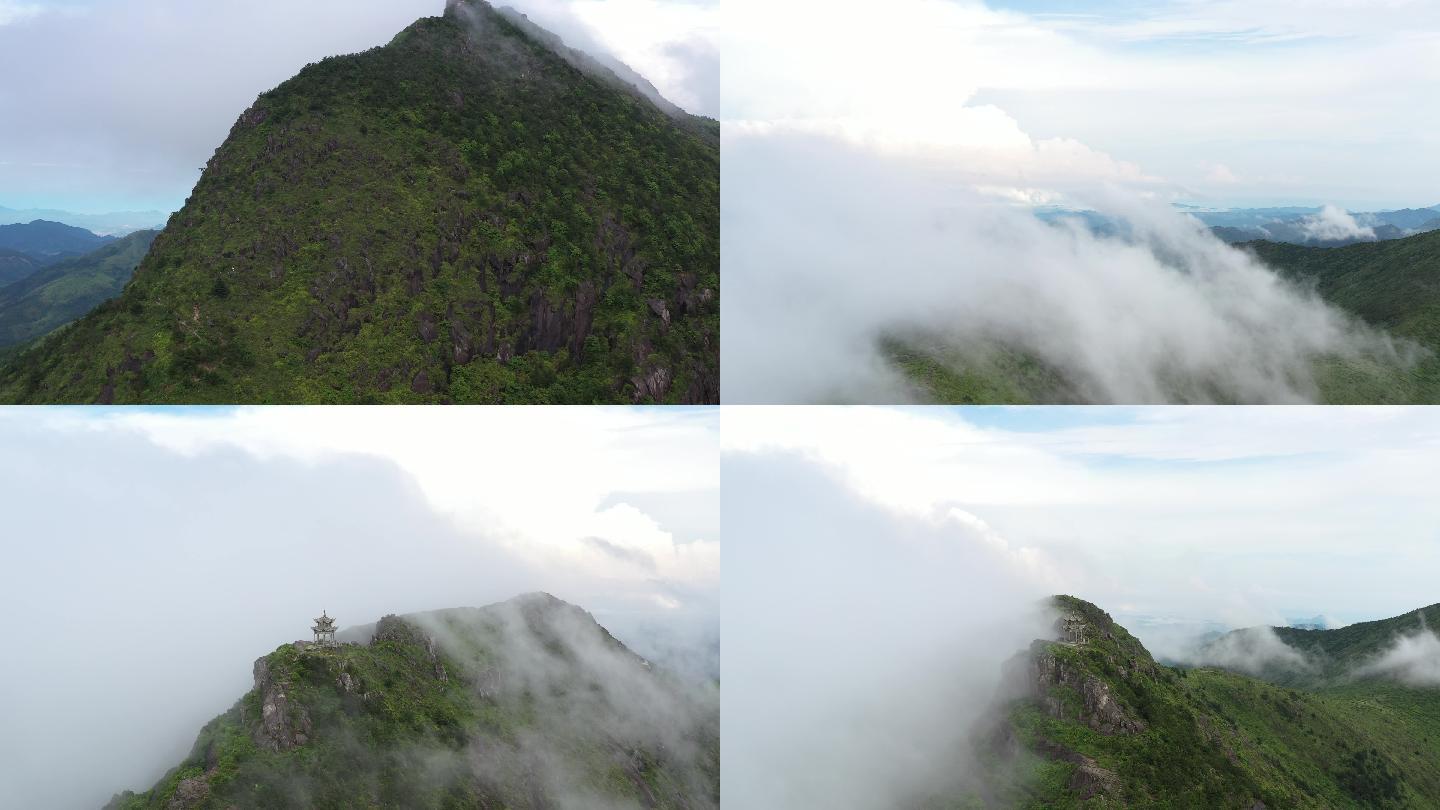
[1,0,718,404]
[106,593,719,809]
[956,596,1440,808]
[0,230,157,349]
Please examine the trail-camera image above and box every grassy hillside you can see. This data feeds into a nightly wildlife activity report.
[963,596,1440,808]
[1,0,717,404]
[106,593,718,809]
[0,230,157,348]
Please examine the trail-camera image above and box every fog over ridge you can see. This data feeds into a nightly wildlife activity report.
[723,131,1414,404]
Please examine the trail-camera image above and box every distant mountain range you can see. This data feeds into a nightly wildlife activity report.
[106,593,717,810]
[0,219,117,267]
[0,205,167,237]
[948,596,1440,807]
[1040,203,1440,248]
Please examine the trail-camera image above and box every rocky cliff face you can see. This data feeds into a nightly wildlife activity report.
[252,650,313,752]
[1026,639,1148,736]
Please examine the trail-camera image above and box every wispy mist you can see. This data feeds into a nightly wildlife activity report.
[1357,629,1440,687]
[722,449,1055,809]
[1182,626,1313,676]
[722,132,1408,403]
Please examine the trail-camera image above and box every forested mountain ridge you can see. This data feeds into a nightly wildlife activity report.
[106,593,719,809]
[1,0,718,404]
[957,596,1440,808]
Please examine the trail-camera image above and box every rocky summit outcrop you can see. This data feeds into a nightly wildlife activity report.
[1012,597,1155,736]
[978,595,1440,807]
[252,651,313,752]
[107,594,719,810]
[1026,639,1147,736]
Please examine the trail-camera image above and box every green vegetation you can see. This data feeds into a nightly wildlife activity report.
[0,230,156,347]
[106,594,718,809]
[1247,232,1440,403]
[1,0,717,404]
[883,336,1080,404]
[891,228,1440,404]
[0,219,116,262]
[0,248,42,288]
[971,596,1440,808]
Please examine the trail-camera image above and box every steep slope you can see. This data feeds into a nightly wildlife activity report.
[968,596,1440,808]
[0,230,157,348]
[106,593,718,809]
[1246,230,1440,402]
[0,219,116,263]
[1,0,718,404]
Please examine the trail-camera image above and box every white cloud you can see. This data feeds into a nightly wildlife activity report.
[722,448,1054,809]
[1299,204,1377,241]
[722,406,1440,630]
[0,1,42,26]
[1358,629,1440,687]
[1186,626,1313,675]
[0,0,715,212]
[0,406,718,809]
[724,0,1440,209]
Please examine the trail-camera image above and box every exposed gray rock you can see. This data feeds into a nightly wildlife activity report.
[253,657,312,752]
[1028,642,1146,735]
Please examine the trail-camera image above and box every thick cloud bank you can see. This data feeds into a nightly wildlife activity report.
[722,132,1408,403]
[722,449,1055,809]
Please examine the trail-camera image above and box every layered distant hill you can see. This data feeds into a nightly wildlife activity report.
[0,230,157,348]
[949,596,1440,807]
[0,205,167,237]
[0,0,718,404]
[1197,205,1440,246]
[0,248,42,289]
[1040,204,1440,248]
[106,593,718,810]
[0,219,116,267]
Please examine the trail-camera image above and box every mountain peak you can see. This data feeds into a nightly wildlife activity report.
[2,0,718,404]
[109,596,718,808]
